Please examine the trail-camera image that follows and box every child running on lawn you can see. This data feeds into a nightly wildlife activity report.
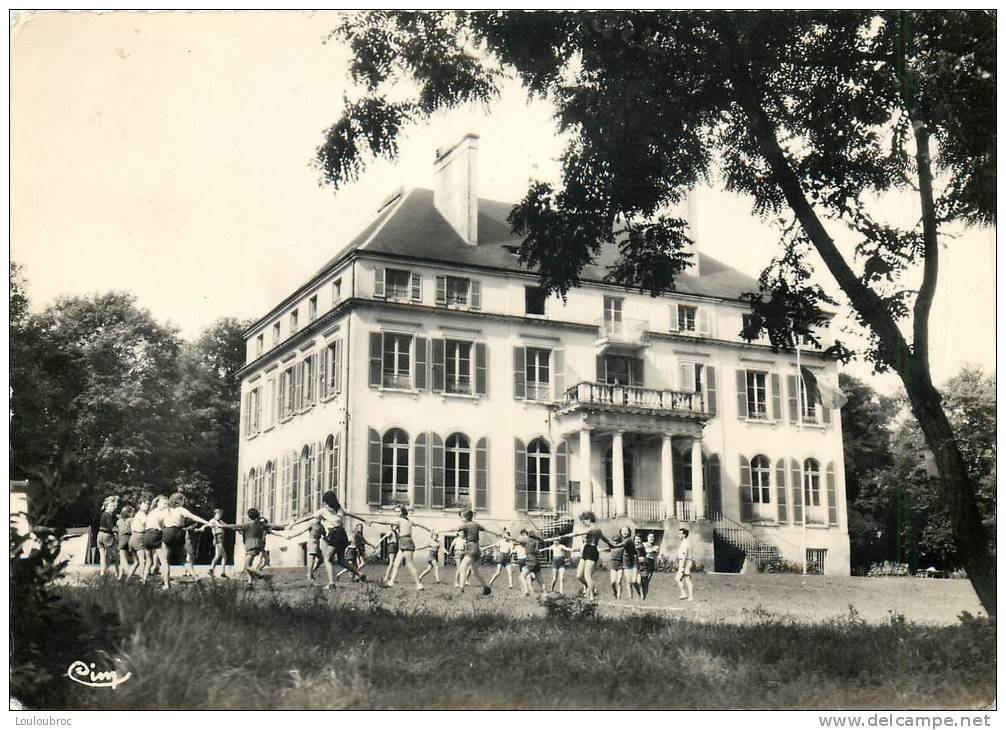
[205,509,229,579]
[220,509,289,587]
[417,530,443,585]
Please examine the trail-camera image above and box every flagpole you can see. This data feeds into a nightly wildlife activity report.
[796,326,807,576]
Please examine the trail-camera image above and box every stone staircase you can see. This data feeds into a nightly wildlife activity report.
[707,510,782,572]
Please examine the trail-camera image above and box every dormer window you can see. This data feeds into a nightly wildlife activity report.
[670,303,712,337]
[525,286,546,316]
[677,305,697,332]
[435,275,481,310]
[374,267,422,302]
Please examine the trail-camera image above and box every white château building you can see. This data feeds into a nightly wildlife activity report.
[235,134,851,575]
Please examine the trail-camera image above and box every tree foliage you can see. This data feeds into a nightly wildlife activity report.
[318,9,996,613]
[9,266,250,527]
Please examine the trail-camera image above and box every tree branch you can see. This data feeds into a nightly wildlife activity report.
[908,117,939,382]
[714,20,916,377]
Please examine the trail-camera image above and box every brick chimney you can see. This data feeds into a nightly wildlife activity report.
[433,133,479,245]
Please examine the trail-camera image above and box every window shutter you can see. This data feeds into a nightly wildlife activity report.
[333,340,343,394]
[373,267,385,298]
[776,459,788,524]
[306,443,316,512]
[787,375,799,423]
[475,437,488,510]
[596,354,606,382]
[242,393,249,436]
[514,438,528,511]
[705,366,717,416]
[555,440,569,511]
[430,433,445,508]
[771,373,782,421]
[631,358,644,386]
[319,347,329,400]
[707,454,721,516]
[513,347,526,400]
[790,458,803,524]
[736,370,748,419]
[414,337,428,391]
[307,355,317,406]
[739,455,753,522]
[369,332,383,388]
[432,339,445,393]
[413,432,428,508]
[410,272,423,302]
[552,349,565,400]
[475,343,488,396]
[254,389,261,432]
[470,280,481,310]
[669,303,679,332]
[822,401,832,426]
[271,377,279,425]
[826,462,838,526]
[680,362,696,393]
[294,361,303,411]
[279,454,288,519]
[698,308,711,336]
[367,429,382,505]
[435,275,447,305]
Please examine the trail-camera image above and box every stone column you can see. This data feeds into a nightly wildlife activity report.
[661,433,674,520]
[579,428,593,512]
[612,431,626,517]
[691,437,705,520]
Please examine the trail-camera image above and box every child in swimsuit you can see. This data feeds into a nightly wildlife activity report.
[418,530,443,584]
[205,509,229,579]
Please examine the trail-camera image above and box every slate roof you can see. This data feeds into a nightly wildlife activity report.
[317,188,761,302]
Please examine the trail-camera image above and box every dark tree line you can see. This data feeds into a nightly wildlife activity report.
[842,370,996,574]
[316,10,996,613]
[10,262,249,530]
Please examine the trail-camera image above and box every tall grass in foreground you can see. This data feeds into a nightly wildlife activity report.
[41,579,995,710]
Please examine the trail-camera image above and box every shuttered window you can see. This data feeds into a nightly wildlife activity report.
[381,428,410,506]
[527,438,551,511]
[475,437,488,510]
[751,455,771,503]
[445,432,471,509]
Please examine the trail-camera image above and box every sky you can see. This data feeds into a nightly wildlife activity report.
[10,10,996,392]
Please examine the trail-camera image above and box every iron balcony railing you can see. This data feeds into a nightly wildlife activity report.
[596,317,649,343]
[561,381,704,414]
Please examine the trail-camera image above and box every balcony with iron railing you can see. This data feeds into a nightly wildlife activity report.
[595,317,650,351]
[559,381,705,416]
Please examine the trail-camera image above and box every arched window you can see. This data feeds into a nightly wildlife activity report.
[265,462,275,522]
[381,428,410,504]
[804,458,821,507]
[301,445,314,513]
[256,467,265,513]
[527,438,551,510]
[603,445,634,497]
[751,455,771,504]
[324,434,339,495]
[445,433,471,508]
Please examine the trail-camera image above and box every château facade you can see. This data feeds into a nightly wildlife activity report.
[234,134,851,575]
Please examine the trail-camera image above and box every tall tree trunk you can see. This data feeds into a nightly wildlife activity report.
[900,373,996,614]
[718,22,997,615]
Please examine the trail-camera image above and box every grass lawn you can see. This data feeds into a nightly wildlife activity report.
[29,565,995,710]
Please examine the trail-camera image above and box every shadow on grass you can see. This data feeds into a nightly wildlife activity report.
[34,578,997,710]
